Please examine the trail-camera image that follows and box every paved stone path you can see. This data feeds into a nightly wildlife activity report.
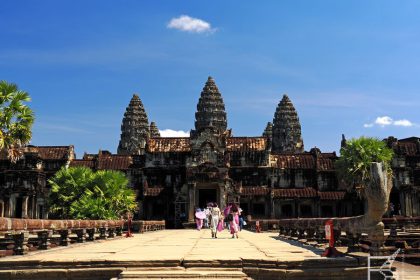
[4,230,416,279]
[0,229,322,263]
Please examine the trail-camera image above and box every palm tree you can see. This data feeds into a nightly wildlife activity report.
[335,136,394,192]
[48,166,95,218]
[0,80,35,162]
[49,167,137,220]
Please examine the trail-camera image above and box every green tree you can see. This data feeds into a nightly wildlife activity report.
[335,136,394,192]
[48,167,137,220]
[70,170,137,219]
[48,166,95,218]
[0,80,35,162]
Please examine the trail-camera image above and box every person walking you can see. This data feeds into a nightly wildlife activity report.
[195,208,205,230]
[229,203,240,238]
[224,203,232,231]
[210,202,221,238]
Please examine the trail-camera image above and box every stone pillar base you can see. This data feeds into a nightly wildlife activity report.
[12,231,29,255]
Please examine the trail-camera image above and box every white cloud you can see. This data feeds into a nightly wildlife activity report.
[364,116,415,128]
[167,15,215,33]
[374,116,393,126]
[159,129,190,137]
[393,119,413,127]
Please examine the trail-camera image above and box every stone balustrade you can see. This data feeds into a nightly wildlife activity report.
[129,220,165,233]
[277,216,420,255]
[0,218,165,256]
[0,217,123,234]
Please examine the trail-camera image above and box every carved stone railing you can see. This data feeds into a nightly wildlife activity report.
[278,216,420,256]
[0,218,124,256]
[127,220,166,233]
[277,162,396,256]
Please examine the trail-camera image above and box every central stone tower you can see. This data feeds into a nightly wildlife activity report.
[194,76,227,134]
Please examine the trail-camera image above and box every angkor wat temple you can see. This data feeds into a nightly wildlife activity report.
[0,77,419,227]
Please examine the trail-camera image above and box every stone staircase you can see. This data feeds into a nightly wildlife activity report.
[112,267,249,279]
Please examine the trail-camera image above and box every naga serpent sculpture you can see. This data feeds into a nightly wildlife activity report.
[279,162,393,254]
[335,162,393,250]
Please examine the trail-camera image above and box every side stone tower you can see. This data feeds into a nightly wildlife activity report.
[194,76,227,133]
[117,94,150,155]
[272,94,304,153]
[149,121,160,137]
[263,122,273,139]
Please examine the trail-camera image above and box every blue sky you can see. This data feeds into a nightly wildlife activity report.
[1,1,419,157]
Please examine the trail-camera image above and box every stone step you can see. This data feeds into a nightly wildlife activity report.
[115,267,247,279]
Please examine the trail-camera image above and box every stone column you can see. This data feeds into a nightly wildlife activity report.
[12,232,29,255]
[37,230,52,250]
[0,200,4,217]
[219,183,226,210]
[86,228,95,241]
[188,183,196,222]
[108,228,115,238]
[270,195,275,218]
[22,196,29,218]
[73,229,86,243]
[7,196,13,217]
[98,227,107,239]
[58,229,71,246]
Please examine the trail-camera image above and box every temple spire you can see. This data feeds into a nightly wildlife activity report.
[150,121,160,137]
[117,94,150,155]
[272,94,304,153]
[194,76,227,133]
[262,122,273,139]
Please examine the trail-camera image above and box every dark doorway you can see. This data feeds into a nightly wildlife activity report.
[299,204,312,217]
[198,189,217,208]
[15,197,22,218]
[253,203,265,217]
[281,204,293,217]
[321,205,333,217]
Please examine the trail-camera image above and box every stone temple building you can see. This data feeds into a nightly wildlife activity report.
[0,77,418,227]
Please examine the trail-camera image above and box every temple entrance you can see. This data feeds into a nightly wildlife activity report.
[198,189,217,208]
[15,197,22,218]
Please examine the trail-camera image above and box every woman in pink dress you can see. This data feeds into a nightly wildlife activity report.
[195,208,205,230]
[229,203,240,238]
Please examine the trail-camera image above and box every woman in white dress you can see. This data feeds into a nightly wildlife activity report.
[210,203,221,238]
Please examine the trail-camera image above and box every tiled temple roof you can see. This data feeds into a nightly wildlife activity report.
[393,141,418,156]
[271,153,336,171]
[316,157,335,171]
[70,160,95,168]
[272,188,345,200]
[0,146,74,161]
[273,187,317,198]
[147,138,191,153]
[96,155,132,170]
[70,151,132,171]
[37,146,74,160]
[272,154,315,169]
[226,137,267,152]
[318,191,346,200]
[240,186,270,196]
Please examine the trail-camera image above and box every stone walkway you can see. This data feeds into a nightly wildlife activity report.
[0,229,321,263]
[3,229,413,279]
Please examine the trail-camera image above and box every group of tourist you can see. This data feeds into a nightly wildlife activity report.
[195,202,244,239]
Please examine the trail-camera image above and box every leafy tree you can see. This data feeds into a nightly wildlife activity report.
[48,166,95,218]
[0,80,35,162]
[70,170,137,220]
[48,167,137,220]
[335,136,394,192]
